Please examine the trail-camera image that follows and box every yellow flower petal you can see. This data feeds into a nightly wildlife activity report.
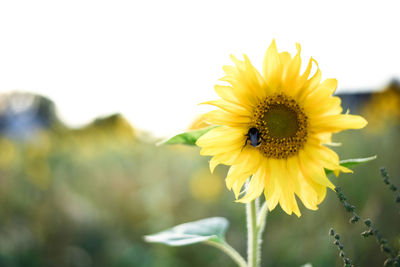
[279,52,291,67]
[225,149,262,198]
[209,157,220,173]
[281,43,302,97]
[297,59,321,102]
[263,159,280,211]
[202,110,251,127]
[315,78,338,97]
[197,126,245,147]
[263,40,282,92]
[214,85,240,105]
[201,100,252,117]
[305,96,343,117]
[209,151,241,172]
[221,54,268,106]
[298,149,335,189]
[297,57,313,89]
[286,157,319,210]
[237,165,266,203]
[304,143,353,174]
[310,114,368,133]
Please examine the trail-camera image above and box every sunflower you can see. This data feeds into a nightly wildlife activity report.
[196,40,367,216]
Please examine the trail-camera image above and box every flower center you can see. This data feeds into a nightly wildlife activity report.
[263,104,299,139]
[252,94,308,159]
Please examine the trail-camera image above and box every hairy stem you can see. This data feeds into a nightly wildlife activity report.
[256,201,269,261]
[247,199,259,267]
[205,240,247,267]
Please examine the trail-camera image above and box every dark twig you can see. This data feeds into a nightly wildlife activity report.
[329,228,353,267]
[380,168,400,204]
[335,186,361,224]
[334,186,399,266]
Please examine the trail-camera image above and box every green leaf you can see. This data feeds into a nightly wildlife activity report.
[144,217,229,246]
[158,126,217,146]
[325,155,377,176]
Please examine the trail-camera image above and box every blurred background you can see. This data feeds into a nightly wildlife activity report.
[0,1,399,267]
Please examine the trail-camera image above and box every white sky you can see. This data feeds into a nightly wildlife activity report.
[0,0,399,137]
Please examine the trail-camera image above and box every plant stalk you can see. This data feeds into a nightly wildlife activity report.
[205,240,247,267]
[247,199,259,267]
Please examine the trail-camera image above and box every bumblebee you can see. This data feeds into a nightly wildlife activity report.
[244,127,261,148]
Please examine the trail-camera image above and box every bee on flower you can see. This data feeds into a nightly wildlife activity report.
[197,40,367,216]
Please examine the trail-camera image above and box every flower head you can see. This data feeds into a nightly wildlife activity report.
[196,40,367,216]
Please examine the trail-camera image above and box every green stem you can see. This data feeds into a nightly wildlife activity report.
[205,240,247,267]
[256,201,268,259]
[257,201,269,232]
[247,199,258,267]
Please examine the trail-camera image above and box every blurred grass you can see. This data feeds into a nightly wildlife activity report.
[0,84,399,267]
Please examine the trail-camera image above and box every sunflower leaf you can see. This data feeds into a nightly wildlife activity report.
[325,155,377,176]
[144,217,229,246]
[159,126,218,146]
